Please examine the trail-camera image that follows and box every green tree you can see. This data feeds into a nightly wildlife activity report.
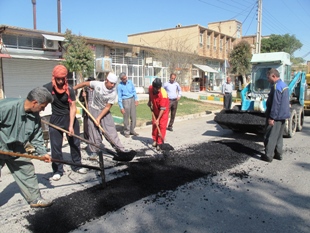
[261,34,303,64]
[229,40,252,86]
[62,29,94,84]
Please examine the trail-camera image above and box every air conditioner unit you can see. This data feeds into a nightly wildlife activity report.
[96,58,112,72]
[44,38,58,50]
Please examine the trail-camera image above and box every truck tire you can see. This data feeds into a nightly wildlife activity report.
[296,106,304,131]
[284,109,297,138]
[232,105,241,111]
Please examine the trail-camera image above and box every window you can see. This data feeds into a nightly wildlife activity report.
[192,69,199,77]
[2,34,43,50]
[207,35,210,49]
[199,32,203,46]
[213,37,217,50]
[220,39,223,51]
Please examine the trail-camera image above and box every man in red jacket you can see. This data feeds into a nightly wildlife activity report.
[147,78,170,151]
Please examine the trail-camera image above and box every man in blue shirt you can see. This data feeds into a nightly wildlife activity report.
[164,73,182,131]
[117,72,139,138]
[263,68,290,162]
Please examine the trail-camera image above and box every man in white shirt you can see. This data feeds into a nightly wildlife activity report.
[222,76,233,109]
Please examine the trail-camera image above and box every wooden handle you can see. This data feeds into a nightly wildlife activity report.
[83,88,88,110]
[76,99,121,152]
[41,119,102,151]
[76,99,105,133]
[151,111,163,139]
[0,150,45,161]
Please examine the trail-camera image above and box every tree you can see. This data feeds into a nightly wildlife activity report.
[151,37,202,87]
[229,40,252,87]
[62,29,94,84]
[261,34,303,64]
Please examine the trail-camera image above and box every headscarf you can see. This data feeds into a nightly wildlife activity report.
[51,65,72,103]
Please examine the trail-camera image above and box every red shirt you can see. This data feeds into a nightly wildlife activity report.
[149,86,169,116]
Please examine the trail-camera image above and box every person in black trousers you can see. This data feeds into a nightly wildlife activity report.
[44,65,87,181]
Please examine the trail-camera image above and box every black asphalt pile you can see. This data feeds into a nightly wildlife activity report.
[25,139,263,233]
[214,110,266,134]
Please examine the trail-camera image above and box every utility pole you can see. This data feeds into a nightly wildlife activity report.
[32,0,36,30]
[255,0,262,54]
[57,0,61,33]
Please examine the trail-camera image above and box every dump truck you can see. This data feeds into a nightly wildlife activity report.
[214,52,308,138]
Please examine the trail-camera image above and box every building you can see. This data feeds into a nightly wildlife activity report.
[0,25,170,98]
[0,20,249,98]
[128,20,241,91]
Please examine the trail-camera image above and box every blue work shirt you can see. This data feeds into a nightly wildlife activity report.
[117,79,138,109]
[266,79,290,120]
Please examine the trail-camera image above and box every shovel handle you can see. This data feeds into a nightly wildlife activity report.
[76,99,121,151]
[0,150,102,171]
[0,150,45,161]
[41,119,102,151]
[150,109,163,140]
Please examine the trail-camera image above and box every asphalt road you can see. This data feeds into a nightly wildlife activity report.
[1,112,309,233]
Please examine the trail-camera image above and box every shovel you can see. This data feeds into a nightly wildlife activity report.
[150,108,174,151]
[0,150,106,187]
[41,119,135,162]
[76,99,136,161]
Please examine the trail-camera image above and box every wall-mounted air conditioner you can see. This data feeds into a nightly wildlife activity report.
[96,57,112,72]
[43,38,58,50]
[42,34,65,51]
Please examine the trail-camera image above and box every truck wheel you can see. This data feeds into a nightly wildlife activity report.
[284,109,297,138]
[296,106,304,131]
[232,105,241,111]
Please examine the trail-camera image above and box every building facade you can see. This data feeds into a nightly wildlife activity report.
[0,20,248,98]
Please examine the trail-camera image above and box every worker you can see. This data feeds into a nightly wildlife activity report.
[222,76,233,109]
[164,73,182,132]
[74,73,127,160]
[147,78,170,151]
[263,68,290,162]
[44,65,87,181]
[0,87,53,208]
[117,72,139,138]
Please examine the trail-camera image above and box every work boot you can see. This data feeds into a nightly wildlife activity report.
[152,141,157,147]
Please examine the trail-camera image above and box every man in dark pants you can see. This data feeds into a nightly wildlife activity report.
[164,73,182,131]
[263,68,290,162]
[44,65,87,181]
[222,76,233,109]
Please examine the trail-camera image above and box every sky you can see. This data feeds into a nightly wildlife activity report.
[1,0,310,61]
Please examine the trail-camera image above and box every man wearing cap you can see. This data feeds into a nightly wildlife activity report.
[147,78,170,151]
[74,73,126,159]
[44,64,87,181]
[117,72,139,138]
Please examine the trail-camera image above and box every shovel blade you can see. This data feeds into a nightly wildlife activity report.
[113,149,137,162]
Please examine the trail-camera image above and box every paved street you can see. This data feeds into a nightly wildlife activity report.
[1,94,309,233]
